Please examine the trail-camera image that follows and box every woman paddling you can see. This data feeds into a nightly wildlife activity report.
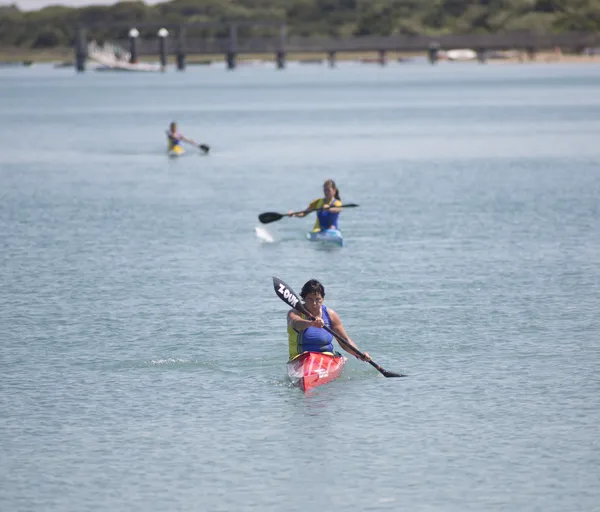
[291,179,342,232]
[166,121,199,154]
[287,279,370,362]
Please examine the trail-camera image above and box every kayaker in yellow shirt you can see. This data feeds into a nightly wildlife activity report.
[287,279,370,362]
[166,121,199,153]
[290,179,343,232]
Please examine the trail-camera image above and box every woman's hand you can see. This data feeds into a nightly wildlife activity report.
[310,317,324,328]
[356,351,371,362]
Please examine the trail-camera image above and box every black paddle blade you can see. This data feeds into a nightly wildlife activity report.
[199,144,210,153]
[272,277,310,316]
[368,360,406,377]
[382,370,407,378]
[259,212,284,224]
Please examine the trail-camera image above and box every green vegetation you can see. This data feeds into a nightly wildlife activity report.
[0,0,599,49]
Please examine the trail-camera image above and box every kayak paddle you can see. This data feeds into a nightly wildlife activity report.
[273,276,406,378]
[259,203,359,224]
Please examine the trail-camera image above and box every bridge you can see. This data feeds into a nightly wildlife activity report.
[74,21,600,71]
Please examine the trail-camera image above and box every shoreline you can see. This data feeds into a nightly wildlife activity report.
[2,47,600,66]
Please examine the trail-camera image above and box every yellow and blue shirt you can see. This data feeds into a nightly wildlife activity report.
[288,305,334,359]
[309,197,342,232]
[167,132,182,150]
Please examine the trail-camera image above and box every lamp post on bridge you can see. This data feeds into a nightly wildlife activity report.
[158,28,168,71]
[128,28,139,64]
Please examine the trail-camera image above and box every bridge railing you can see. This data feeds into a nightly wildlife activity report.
[113,31,600,56]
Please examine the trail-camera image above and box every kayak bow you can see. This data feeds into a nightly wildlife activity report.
[306,228,344,246]
[168,145,185,157]
[287,352,347,392]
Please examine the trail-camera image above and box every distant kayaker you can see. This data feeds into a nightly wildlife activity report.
[290,179,342,232]
[287,279,370,362]
[166,121,198,152]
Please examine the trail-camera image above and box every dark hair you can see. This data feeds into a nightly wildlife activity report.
[300,279,325,299]
[324,179,340,200]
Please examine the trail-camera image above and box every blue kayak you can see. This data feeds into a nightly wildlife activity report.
[306,229,344,247]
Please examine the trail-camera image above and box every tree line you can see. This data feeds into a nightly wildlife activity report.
[0,0,599,49]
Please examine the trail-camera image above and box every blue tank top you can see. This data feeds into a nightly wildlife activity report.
[316,199,340,230]
[168,132,182,148]
[296,305,334,354]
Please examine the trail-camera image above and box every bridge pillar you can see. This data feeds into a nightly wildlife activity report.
[158,28,168,71]
[527,47,536,61]
[75,27,87,72]
[227,23,238,71]
[276,51,286,69]
[328,51,336,68]
[476,48,487,63]
[129,28,139,64]
[428,42,440,65]
[276,24,287,70]
[226,52,237,70]
[378,49,387,66]
[176,26,186,71]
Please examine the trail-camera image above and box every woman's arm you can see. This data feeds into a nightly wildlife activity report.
[324,199,342,214]
[288,310,323,330]
[328,308,370,361]
[181,134,198,145]
[290,199,319,218]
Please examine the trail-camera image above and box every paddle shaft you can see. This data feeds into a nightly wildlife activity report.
[184,139,209,153]
[322,325,368,361]
[292,202,359,218]
[258,203,359,224]
[301,305,405,378]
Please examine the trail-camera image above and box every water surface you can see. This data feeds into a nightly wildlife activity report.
[1,61,599,512]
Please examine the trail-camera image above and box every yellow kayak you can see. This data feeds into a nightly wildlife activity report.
[168,145,185,157]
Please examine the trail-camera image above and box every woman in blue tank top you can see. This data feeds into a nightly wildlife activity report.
[290,179,342,232]
[287,279,371,361]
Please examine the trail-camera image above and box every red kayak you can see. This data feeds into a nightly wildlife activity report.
[287,352,347,392]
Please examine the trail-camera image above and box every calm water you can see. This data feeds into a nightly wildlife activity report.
[1,61,599,512]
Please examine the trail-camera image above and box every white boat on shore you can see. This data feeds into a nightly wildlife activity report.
[88,41,163,72]
[444,49,478,61]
